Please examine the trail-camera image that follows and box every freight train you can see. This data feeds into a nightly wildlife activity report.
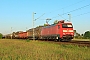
[5,20,74,41]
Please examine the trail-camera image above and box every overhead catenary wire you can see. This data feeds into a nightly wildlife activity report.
[50,3,90,20]
[36,0,90,24]
[47,0,85,14]
[72,12,90,18]
[61,0,85,9]
[35,13,45,21]
[58,14,66,20]
[42,0,85,20]
[64,11,90,20]
[41,0,87,21]
[61,4,90,15]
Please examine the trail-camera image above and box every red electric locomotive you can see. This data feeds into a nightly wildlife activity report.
[41,20,74,41]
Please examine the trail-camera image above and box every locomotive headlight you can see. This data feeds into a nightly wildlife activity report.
[63,30,67,32]
[69,30,73,32]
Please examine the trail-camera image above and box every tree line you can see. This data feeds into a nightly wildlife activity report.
[74,30,90,39]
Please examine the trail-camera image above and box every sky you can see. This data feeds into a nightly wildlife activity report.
[0,0,90,35]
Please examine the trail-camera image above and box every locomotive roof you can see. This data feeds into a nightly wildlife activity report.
[42,24,56,28]
[42,22,72,28]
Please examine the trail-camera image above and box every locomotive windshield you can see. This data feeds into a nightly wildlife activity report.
[62,24,73,28]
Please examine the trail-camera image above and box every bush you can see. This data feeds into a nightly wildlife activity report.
[0,33,3,39]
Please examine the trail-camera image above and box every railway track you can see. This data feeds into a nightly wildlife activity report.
[69,40,90,47]
[39,40,90,47]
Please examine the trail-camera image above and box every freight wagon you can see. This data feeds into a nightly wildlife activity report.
[18,32,27,39]
[27,26,43,40]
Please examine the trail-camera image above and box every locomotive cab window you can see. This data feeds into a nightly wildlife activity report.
[58,25,60,29]
[62,24,73,28]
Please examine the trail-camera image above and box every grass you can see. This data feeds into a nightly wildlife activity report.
[0,39,90,60]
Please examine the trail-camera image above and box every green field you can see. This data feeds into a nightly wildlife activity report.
[0,39,90,60]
